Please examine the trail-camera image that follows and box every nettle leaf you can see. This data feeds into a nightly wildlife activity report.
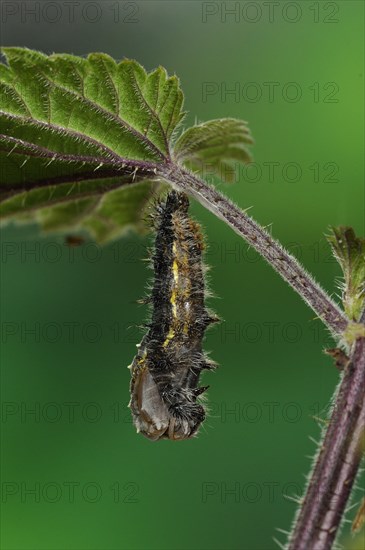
[0,48,252,241]
[0,48,181,240]
[174,118,253,183]
[327,226,365,321]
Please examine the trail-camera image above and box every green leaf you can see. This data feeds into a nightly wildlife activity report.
[327,226,365,321]
[0,48,184,240]
[0,177,162,242]
[174,118,253,183]
[0,48,253,241]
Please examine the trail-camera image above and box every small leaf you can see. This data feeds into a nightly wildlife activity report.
[174,118,253,183]
[327,226,365,321]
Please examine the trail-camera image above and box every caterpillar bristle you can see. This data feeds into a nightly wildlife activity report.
[193,386,210,397]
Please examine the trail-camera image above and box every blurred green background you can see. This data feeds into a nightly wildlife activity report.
[1,1,364,549]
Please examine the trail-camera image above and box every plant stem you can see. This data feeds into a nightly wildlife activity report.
[161,164,348,336]
[287,327,365,549]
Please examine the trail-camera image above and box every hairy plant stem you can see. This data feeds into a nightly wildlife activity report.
[287,309,365,550]
[161,164,348,336]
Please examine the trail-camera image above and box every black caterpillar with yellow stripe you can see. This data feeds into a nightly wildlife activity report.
[129,191,218,441]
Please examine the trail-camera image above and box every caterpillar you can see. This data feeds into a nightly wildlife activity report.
[129,191,218,441]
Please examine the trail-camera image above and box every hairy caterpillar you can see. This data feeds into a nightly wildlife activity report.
[129,191,218,441]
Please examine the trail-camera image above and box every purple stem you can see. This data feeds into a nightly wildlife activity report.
[287,329,365,549]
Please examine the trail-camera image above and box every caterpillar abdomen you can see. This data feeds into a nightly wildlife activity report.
[129,191,218,441]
